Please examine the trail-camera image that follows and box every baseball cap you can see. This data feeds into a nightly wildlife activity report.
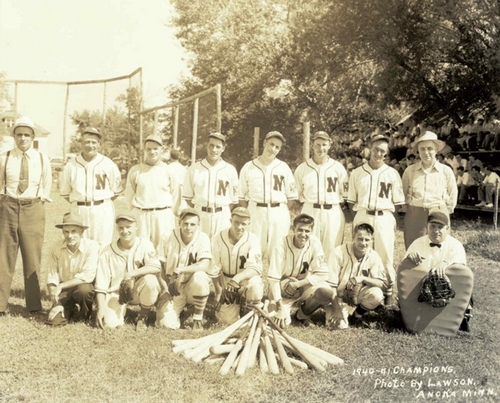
[264,131,286,143]
[311,131,331,142]
[179,208,201,221]
[370,132,390,144]
[208,132,226,143]
[144,134,163,146]
[231,207,250,219]
[11,116,36,135]
[82,127,102,139]
[55,212,88,229]
[427,209,449,226]
[115,212,136,223]
[354,221,375,234]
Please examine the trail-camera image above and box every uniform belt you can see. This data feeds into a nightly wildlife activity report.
[201,206,222,213]
[367,210,384,216]
[256,202,280,208]
[313,203,333,209]
[223,273,235,278]
[4,195,41,205]
[77,200,105,206]
[138,206,169,211]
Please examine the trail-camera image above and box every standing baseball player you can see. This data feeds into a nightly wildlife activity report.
[168,148,188,211]
[0,116,52,315]
[45,212,99,326]
[183,132,239,238]
[60,127,122,247]
[347,132,405,305]
[94,213,161,329]
[156,208,215,330]
[402,131,457,249]
[326,222,386,329]
[212,207,264,324]
[239,131,298,260]
[267,214,334,327]
[125,134,180,248]
[294,131,348,260]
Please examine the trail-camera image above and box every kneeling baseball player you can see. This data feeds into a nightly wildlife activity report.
[94,213,161,329]
[155,208,215,330]
[46,212,99,326]
[212,207,264,324]
[326,222,386,329]
[267,214,334,327]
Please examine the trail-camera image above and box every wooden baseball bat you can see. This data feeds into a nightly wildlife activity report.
[271,327,294,374]
[254,306,325,371]
[231,354,240,370]
[276,333,344,366]
[219,339,243,376]
[263,327,280,374]
[247,316,264,368]
[259,340,269,373]
[210,344,237,355]
[236,314,259,376]
[186,310,254,361]
[205,356,225,365]
[287,356,309,370]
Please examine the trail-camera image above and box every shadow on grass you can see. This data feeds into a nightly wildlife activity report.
[5,303,47,323]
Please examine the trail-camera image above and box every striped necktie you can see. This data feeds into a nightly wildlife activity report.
[18,152,29,194]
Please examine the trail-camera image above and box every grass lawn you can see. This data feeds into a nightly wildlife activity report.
[1,193,499,403]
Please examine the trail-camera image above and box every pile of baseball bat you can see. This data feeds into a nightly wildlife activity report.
[171,303,344,375]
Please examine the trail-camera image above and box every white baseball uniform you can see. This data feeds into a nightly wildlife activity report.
[169,160,188,211]
[125,162,179,248]
[348,163,405,297]
[183,158,239,237]
[60,153,122,247]
[156,229,214,329]
[212,229,263,323]
[94,237,161,328]
[267,234,331,325]
[239,158,298,259]
[326,242,385,326]
[294,158,348,259]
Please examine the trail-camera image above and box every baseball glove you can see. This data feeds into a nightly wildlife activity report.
[343,282,363,306]
[221,279,241,305]
[167,273,182,297]
[280,277,302,299]
[418,271,455,308]
[118,278,135,305]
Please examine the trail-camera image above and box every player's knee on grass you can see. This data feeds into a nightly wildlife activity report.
[358,287,384,311]
[136,274,161,306]
[104,294,126,329]
[312,286,334,304]
[72,283,95,304]
[244,276,264,302]
[156,300,181,329]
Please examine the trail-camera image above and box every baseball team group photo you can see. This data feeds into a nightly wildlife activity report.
[2,1,500,402]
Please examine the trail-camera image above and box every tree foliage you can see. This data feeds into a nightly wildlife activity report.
[169,0,500,165]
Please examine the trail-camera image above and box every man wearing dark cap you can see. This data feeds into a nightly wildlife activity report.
[183,132,239,237]
[0,116,52,315]
[212,207,264,324]
[156,208,215,330]
[60,127,123,247]
[400,209,472,331]
[347,132,405,306]
[294,131,348,260]
[45,212,99,325]
[125,134,180,248]
[94,213,161,329]
[239,131,298,260]
[326,222,386,329]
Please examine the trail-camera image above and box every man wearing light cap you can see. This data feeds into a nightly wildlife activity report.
[348,132,405,305]
[60,127,122,247]
[0,116,52,315]
[239,131,298,260]
[125,134,180,248]
[183,132,239,238]
[401,209,472,331]
[212,207,264,324]
[95,213,161,329]
[156,208,215,330]
[294,131,348,260]
[402,131,457,249]
[45,212,99,326]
